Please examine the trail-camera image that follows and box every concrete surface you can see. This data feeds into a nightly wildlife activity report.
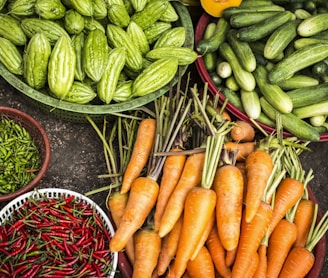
[0,70,327,277]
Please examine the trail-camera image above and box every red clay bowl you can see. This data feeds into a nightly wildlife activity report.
[0,106,51,202]
[194,12,328,142]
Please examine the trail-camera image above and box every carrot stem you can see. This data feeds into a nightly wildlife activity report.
[306,206,328,252]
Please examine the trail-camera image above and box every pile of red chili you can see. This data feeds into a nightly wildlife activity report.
[0,193,114,278]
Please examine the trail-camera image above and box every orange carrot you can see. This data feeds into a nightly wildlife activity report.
[157,215,183,276]
[186,246,215,278]
[107,191,129,228]
[190,211,215,260]
[153,148,187,231]
[110,177,159,252]
[158,151,206,238]
[231,201,273,278]
[267,177,304,236]
[132,228,161,278]
[230,120,255,142]
[213,164,244,251]
[266,219,298,278]
[278,246,315,278]
[253,244,268,278]
[225,247,237,268]
[224,141,256,161]
[245,251,259,278]
[167,187,217,278]
[293,199,315,248]
[107,191,135,263]
[279,208,328,278]
[206,225,232,278]
[121,118,156,194]
[244,149,273,223]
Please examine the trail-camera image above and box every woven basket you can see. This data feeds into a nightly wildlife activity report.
[0,2,194,123]
[0,188,118,278]
[0,106,51,202]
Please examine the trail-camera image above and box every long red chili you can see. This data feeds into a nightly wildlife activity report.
[0,193,114,277]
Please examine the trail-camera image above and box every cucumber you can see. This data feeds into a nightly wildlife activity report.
[236,11,295,42]
[297,13,328,37]
[286,83,328,108]
[229,11,280,28]
[240,89,261,119]
[277,74,319,90]
[222,5,285,20]
[196,17,230,54]
[220,86,244,112]
[312,60,328,80]
[260,97,320,141]
[293,100,328,119]
[219,42,256,92]
[254,65,293,114]
[226,29,256,72]
[293,38,328,49]
[268,43,328,84]
[264,19,300,60]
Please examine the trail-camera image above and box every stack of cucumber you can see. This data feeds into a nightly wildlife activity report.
[0,0,197,105]
[197,0,328,141]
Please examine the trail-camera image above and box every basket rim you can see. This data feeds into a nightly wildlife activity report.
[194,12,328,142]
[0,187,118,278]
[0,1,194,117]
[0,106,51,202]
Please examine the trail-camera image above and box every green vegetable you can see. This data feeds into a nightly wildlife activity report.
[237,11,295,42]
[97,47,126,104]
[132,58,178,97]
[47,35,76,99]
[219,42,256,92]
[254,65,293,114]
[23,33,52,90]
[268,43,328,84]
[260,97,320,141]
[0,37,23,75]
[0,118,40,195]
[83,29,109,82]
[297,13,328,37]
[196,17,230,54]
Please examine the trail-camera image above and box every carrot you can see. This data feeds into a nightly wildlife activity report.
[279,246,315,278]
[157,215,183,276]
[225,247,237,268]
[107,191,135,264]
[293,199,315,248]
[167,187,217,278]
[206,225,232,278]
[132,228,161,278]
[244,149,273,223]
[266,219,298,278]
[110,177,159,252]
[121,118,156,194]
[153,148,187,231]
[224,141,256,161]
[212,164,244,251]
[279,207,328,278]
[190,210,215,260]
[267,177,304,236]
[230,120,255,142]
[231,201,273,278]
[253,244,268,278]
[186,246,215,278]
[158,151,206,238]
[245,251,259,278]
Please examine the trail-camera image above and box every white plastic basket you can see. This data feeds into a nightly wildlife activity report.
[0,188,118,278]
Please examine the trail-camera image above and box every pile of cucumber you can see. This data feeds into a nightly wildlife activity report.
[197,0,328,141]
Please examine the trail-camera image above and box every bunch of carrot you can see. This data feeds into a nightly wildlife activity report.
[89,79,327,278]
